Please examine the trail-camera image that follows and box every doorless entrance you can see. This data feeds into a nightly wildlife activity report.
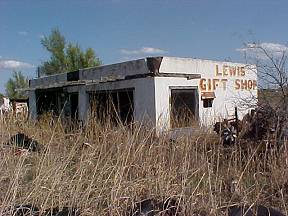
[89,88,134,125]
[170,88,198,128]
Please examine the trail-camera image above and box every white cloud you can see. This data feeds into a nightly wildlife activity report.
[120,47,167,55]
[18,31,28,36]
[0,59,35,70]
[236,42,288,59]
[119,56,135,62]
[38,34,45,39]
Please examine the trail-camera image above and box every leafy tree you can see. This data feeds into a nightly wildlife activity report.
[5,71,28,99]
[40,28,101,76]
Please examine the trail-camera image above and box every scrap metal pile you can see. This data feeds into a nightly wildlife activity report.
[0,133,42,157]
[214,105,288,147]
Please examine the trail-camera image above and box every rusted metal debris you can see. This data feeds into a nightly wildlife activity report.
[129,198,180,216]
[6,204,39,216]
[43,207,80,216]
[228,205,285,216]
[127,198,287,216]
[4,205,80,216]
[4,133,42,153]
[214,105,287,147]
[3,201,286,216]
[214,119,237,146]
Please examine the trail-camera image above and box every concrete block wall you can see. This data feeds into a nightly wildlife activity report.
[30,73,67,87]
[79,59,149,81]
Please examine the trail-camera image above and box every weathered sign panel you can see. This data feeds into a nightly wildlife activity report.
[199,64,257,92]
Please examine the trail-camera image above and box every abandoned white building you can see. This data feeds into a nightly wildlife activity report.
[27,57,257,132]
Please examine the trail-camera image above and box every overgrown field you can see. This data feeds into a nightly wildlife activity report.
[0,116,287,215]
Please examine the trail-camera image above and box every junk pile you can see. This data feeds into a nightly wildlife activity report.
[2,199,286,215]
[0,97,28,118]
[214,105,287,147]
[128,198,179,216]
[0,97,12,116]
[228,204,286,216]
[4,204,80,216]
[127,198,286,216]
[2,133,42,156]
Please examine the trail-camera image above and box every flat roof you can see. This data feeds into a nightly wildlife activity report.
[28,56,254,90]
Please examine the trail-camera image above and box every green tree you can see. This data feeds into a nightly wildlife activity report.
[5,71,29,99]
[40,28,101,76]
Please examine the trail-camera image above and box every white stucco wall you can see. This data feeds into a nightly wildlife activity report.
[155,57,257,130]
[29,56,257,133]
[154,77,199,131]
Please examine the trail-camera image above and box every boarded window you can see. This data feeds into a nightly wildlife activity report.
[170,88,198,128]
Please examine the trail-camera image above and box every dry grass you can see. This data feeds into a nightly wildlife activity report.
[0,115,287,215]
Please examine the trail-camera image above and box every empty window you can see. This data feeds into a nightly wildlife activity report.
[89,88,134,125]
[36,90,79,121]
[203,99,213,108]
[36,90,61,116]
[201,92,215,108]
[170,88,198,128]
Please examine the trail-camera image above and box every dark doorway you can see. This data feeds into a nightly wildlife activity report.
[36,89,62,116]
[170,88,198,128]
[89,88,134,125]
[69,93,79,119]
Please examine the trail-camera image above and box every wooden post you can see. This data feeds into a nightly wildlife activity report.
[235,107,239,136]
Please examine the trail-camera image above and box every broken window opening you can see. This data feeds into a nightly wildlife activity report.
[203,99,213,108]
[170,88,198,128]
[201,92,215,108]
[36,89,62,116]
[36,90,79,121]
[89,88,134,126]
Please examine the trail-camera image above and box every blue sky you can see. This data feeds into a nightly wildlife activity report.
[0,0,287,94]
